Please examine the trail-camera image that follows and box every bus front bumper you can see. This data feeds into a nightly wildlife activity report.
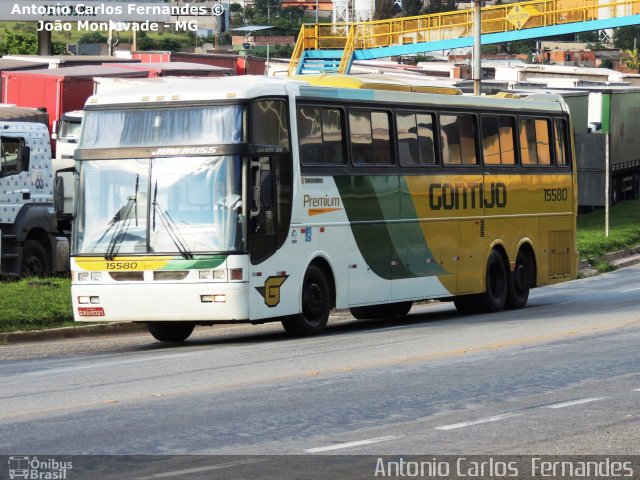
[72,282,249,323]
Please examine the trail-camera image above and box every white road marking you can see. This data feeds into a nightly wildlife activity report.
[435,413,521,431]
[305,435,400,453]
[632,388,640,392]
[134,459,267,479]
[544,397,606,409]
[621,287,640,293]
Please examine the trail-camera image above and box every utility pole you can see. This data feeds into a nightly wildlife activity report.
[473,0,481,96]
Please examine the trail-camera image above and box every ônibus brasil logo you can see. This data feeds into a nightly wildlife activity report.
[8,456,73,480]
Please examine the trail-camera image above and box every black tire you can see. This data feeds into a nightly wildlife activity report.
[350,301,412,320]
[349,306,371,320]
[21,240,49,277]
[282,264,331,336]
[506,250,531,309]
[475,250,508,313]
[453,295,476,315]
[147,322,194,342]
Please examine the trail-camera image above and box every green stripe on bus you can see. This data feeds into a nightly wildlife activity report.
[334,175,446,279]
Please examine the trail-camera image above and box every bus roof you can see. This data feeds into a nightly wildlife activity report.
[84,75,567,115]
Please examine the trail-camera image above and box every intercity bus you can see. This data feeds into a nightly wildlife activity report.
[71,75,578,342]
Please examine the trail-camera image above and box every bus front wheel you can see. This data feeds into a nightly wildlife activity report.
[475,250,508,313]
[147,322,194,342]
[282,265,331,336]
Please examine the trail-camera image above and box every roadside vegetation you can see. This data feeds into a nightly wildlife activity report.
[1,201,639,334]
[577,199,640,259]
[0,277,73,333]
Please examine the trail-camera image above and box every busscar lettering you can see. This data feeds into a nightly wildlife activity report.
[429,182,507,210]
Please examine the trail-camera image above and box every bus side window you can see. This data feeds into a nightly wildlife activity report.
[554,118,569,167]
[519,118,538,165]
[519,118,552,166]
[441,114,477,165]
[482,116,515,165]
[349,109,392,166]
[297,107,345,165]
[252,99,290,149]
[397,112,436,166]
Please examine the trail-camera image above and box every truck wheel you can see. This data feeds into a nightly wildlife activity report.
[474,250,508,313]
[21,240,49,277]
[506,250,531,309]
[147,322,194,342]
[282,264,331,336]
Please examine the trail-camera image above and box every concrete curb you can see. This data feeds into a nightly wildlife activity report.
[578,245,640,276]
[0,321,148,345]
[3,246,640,345]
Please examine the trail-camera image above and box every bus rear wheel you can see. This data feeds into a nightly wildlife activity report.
[475,250,508,313]
[147,322,194,342]
[506,250,531,309]
[282,265,331,336]
[453,296,477,315]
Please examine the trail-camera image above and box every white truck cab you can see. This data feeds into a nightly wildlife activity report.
[0,121,69,277]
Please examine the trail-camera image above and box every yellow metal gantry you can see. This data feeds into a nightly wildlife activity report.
[289,0,640,75]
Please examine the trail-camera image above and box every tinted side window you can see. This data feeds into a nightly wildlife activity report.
[519,117,552,166]
[349,109,392,165]
[297,107,345,165]
[482,116,515,165]
[554,118,569,166]
[441,113,477,165]
[397,112,436,166]
[252,99,290,149]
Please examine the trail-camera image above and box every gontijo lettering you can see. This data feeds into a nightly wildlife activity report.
[429,182,507,210]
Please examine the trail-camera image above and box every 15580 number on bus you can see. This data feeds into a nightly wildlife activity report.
[106,262,139,270]
[544,188,568,202]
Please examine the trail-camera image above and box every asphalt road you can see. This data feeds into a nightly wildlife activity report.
[1,266,639,478]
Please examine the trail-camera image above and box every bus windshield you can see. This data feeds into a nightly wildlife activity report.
[72,155,244,256]
[80,105,243,148]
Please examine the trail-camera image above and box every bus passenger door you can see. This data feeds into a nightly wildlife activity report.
[248,157,277,264]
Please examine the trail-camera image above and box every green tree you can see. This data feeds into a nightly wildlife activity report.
[229,2,243,13]
[402,0,424,17]
[424,0,456,14]
[374,0,399,20]
[0,31,38,56]
[254,0,281,20]
[136,31,158,51]
[577,30,599,43]
[624,49,640,72]
[78,31,108,44]
[614,26,640,50]
[159,38,183,52]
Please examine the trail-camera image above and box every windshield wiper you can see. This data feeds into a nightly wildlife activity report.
[152,181,193,259]
[104,175,139,260]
